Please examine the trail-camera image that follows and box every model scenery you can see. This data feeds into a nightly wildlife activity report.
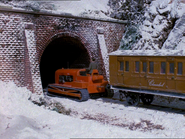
[47,49,185,107]
[109,49,185,106]
[47,68,114,101]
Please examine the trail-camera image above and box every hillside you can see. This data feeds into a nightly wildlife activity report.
[109,0,185,50]
[1,0,185,50]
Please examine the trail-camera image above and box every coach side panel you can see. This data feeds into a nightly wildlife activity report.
[109,55,185,94]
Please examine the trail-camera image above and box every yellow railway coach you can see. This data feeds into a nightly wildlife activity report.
[109,49,185,106]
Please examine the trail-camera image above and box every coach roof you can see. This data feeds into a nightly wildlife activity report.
[109,49,185,56]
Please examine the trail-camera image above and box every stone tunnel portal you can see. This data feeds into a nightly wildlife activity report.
[40,36,90,89]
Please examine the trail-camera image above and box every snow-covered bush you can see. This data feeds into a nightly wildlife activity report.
[120,25,142,50]
[109,0,185,50]
[108,0,146,50]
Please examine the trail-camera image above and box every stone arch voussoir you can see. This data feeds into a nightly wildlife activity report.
[38,31,91,63]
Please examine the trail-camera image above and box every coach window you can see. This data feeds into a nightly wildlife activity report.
[125,61,129,72]
[142,61,147,72]
[169,62,174,74]
[149,61,154,73]
[120,61,124,71]
[135,61,140,72]
[161,62,166,74]
[177,62,183,75]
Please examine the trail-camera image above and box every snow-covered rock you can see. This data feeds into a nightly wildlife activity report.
[163,13,185,49]
[116,0,185,50]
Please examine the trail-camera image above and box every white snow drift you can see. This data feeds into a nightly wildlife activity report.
[1,80,185,138]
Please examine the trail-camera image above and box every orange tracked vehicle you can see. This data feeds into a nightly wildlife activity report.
[47,68,113,101]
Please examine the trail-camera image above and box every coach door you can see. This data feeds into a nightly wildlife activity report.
[175,57,185,93]
[117,57,124,86]
[140,57,148,89]
[123,57,131,87]
[166,57,176,91]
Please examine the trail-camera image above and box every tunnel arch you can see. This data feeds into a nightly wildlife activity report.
[40,33,91,89]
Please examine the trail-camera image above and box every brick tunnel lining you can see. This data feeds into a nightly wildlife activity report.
[40,36,90,89]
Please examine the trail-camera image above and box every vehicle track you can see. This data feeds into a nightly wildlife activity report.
[44,89,185,115]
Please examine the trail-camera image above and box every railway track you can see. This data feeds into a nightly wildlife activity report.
[95,95,185,115]
[44,89,185,115]
[42,90,185,133]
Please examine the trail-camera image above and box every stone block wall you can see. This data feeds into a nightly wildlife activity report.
[0,12,25,86]
[0,9,126,94]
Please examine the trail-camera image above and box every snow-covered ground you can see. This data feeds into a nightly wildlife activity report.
[50,0,110,18]
[0,0,112,19]
[1,80,185,138]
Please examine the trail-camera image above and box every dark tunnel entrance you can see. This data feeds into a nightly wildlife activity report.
[40,36,90,89]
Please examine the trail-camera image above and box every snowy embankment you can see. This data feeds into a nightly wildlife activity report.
[1,80,185,138]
